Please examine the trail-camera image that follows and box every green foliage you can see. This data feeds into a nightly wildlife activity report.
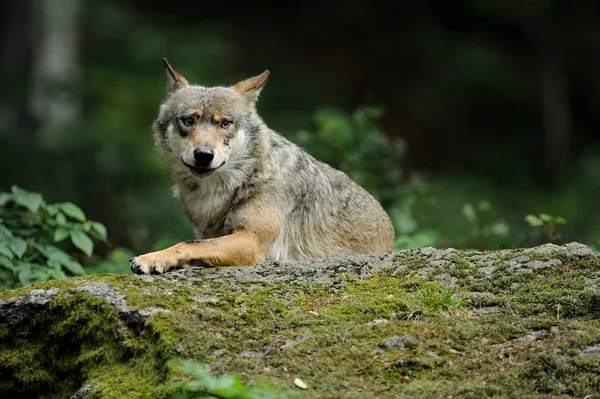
[434,200,572,250]
[0,186,107,289]
[288,106,593,252]
[454,200,511,248]
[525,213,567,242]
[171,359,295,399]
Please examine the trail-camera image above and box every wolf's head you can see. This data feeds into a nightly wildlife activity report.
[153,59,269,179]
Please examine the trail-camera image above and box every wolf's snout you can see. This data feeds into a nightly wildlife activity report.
[193,147,215,167]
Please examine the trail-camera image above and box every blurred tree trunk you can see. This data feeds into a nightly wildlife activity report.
[0,0,33,139]
[29,0,81,147]
[537,49,571,189]
[514,8,572,189]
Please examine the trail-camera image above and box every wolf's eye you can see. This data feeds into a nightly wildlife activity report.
[181,117,195,127]
[220,120,231,128]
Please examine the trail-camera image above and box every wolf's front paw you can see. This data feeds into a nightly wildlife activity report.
[130,251,178,274]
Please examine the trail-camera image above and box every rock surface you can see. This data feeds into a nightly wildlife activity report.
[1,242,600,398]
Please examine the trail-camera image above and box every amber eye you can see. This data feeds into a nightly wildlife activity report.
[181,116,195,127]
[220,120,231,128]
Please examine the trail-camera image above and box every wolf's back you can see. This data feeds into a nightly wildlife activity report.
[260,130,395,260]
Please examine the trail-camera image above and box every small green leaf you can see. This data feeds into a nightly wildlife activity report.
[0,269,14,287]
[17,263,33,286]
[49,252,86,275]
[48,251,70,264]
[29,242,51,258]
[462,203,476,223]
[18,264,49,285]
[11,186,43,213]
[90,222,107,240]
[60,203,86,222]
[491,222,509,236]
[70,230,93,257]
[0,256,16,272]
[477,201,492,212]
[48,268,67,280]
[18,269,32,286]
[82,221,92,232]
[62,259,85,275]
[56,212,67,225]
[10,237,27,259]
[214,375,237,391]
[0,224,12,240]
[46,204,60,216]
[539,213,552,222]
[54,227,70,242]
[554,216,567,225]
[525,214,543,227]
[47,259,62,270]
[31,270,50,283]
[0,193,13,206]
[0,242,13,260]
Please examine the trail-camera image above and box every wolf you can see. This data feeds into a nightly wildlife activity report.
[129,59,395,274]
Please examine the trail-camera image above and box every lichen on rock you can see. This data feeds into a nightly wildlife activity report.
[1,242,599,398]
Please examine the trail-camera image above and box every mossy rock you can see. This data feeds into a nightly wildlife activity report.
[1,242,600,398]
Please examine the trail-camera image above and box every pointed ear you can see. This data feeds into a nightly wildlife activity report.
[163,58,189,95]
[232,70,270,101]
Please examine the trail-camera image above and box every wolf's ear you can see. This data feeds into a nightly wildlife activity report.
[232,70,270,102]
[163,58,189,95]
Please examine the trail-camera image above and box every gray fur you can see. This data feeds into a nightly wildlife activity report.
[152,70,395,263]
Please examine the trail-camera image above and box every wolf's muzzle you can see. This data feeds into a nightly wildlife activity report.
[182,160,225,178]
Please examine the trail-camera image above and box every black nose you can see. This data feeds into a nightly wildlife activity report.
[193,147,215,167]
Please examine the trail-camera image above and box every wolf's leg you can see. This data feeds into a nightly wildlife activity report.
[130,192,283,274]
[129,229,275,274]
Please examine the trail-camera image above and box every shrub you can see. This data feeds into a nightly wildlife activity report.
[0,186,107,290]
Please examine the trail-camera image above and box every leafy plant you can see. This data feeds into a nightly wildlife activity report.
[458,200,510,248]
[0,186,107,289]
[171,359,296,399]
[525,213,567,242]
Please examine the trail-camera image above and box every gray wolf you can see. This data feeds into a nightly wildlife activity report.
[130,59,395,274]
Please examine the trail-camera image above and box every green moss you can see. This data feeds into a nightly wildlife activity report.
[524,349,600,397]
[1,247,600,398]
[393,250,429,271]
[0,281,182,398]
[0,277,79,300]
